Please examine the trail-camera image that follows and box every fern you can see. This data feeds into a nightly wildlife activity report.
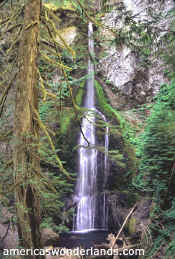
[134,79,175,257]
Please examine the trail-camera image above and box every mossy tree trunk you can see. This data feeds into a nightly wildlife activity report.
[13,0,42,257]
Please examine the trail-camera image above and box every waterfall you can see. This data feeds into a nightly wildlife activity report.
[73,23,109,232]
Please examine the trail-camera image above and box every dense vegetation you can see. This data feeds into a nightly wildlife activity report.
[0,0,175,258]
[133,80,175,257]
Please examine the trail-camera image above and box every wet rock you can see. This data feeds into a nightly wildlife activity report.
[107,191,129,232]
[41,228,60,247]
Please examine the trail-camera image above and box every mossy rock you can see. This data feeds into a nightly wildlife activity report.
[58,81,85,135]
[95,79,138,186]
[128,216,137,235]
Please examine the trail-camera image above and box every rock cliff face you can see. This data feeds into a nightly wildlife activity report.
[98,0,174,105]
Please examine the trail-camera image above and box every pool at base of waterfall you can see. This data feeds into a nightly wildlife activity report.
[57,229,109,249]
[70,228,108,233]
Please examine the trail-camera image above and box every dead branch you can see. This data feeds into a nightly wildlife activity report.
[111,204,137,249]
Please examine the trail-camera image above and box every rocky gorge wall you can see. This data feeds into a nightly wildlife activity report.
[97,0,175,106]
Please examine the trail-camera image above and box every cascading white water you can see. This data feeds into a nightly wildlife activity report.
[73,23,109,232]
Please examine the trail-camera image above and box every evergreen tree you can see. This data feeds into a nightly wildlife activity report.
[13,0,43,256]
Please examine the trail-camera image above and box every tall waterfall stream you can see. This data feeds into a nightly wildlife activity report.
[73,22,109,232]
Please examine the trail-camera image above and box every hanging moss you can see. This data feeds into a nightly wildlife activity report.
[59,81,85,135]
[75,82,85,106]
[44,1,75,12]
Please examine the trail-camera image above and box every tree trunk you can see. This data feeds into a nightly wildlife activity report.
[13,0,42,258]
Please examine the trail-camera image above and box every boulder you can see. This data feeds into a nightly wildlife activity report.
[0,223,18,250]
[41,228,59,247]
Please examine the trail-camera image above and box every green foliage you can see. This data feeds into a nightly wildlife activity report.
[134,80,175,194]
[0,160,13,206]
[59,109,74,135]
[95,80,136,143]
[95,80,138,189]
[36,4,89,233]
[109,5,175,71]
[75,81,85,105]
[108,150,125,168]
[39,101,54,122]
[71,0,83,15]
[39,136,74,232]
[43,0,74,10]
[134,79,175,257]
[40,216,69,233]
[106,8,155,66]
[59,81,85,134]
[159,9,175,77]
